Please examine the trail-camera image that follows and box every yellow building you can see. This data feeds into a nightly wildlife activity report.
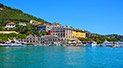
[72,31,86,38]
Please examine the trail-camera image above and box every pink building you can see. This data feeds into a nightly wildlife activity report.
[49,27,72,40]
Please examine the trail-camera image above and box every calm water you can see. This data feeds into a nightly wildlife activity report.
[0,46,123,68]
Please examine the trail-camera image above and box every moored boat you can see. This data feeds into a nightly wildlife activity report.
[86,41,97,47]
[0,39,25,47]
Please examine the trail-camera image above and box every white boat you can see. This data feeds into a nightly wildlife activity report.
[76,42,83,46]
[102,40,123,47]
[86,41,97,47]
[91,41,97,47]
[0,39,24,47]
[0,42,22,47]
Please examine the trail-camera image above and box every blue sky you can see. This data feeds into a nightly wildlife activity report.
[0,0,123,35]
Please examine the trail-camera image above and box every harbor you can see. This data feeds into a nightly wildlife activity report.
[1,38,123,48]
[0,1,123,68]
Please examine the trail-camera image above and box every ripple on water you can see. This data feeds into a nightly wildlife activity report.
[0,46,123,68]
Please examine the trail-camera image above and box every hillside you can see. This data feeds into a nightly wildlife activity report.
[0,3,123,42]
[0,3,50,25]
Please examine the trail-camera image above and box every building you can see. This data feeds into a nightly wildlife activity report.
[72,30,86,38]
[5,22,16,28]
[19,35,65,45]
[19,22,27,26]
[40,35,65,44]
[37,22,62,32]
[19,35,40,44]
[49,27,72,40]
[37,22,86,39]
[37,24,51,32]
[30,20,45,26]
[0,8,3,11]
[48,24,86,39]
[30,20,37,24]
[51,22,62,28]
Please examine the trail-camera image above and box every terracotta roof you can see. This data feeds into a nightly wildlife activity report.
[7,22,16,25]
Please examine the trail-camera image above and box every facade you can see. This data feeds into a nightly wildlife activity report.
[40,35,65,44]
[49,27,72,40]
[72,31,86,38]
[19,35,65,45]
[48,24,86,39]
[5,22,16,28]
[37,23,62,32]
[38,24,51,32]
[19,35,40,44]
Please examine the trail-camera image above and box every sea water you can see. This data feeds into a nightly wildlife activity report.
[0,46,123,68]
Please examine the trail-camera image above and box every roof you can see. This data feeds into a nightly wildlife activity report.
[7,22,16,25]
[52,22,61,26]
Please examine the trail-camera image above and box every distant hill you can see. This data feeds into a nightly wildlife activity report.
[0,3,50,25]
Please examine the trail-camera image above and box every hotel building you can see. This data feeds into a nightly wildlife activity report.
[49,27,72,40]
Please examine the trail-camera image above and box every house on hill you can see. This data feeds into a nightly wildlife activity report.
[5,22,16,28]
[0,8,3,11]
[19,22,26,26]
[37,24,51,32]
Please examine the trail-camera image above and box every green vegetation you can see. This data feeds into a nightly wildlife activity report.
[38,31,48,36]
[0,3,50,26]
[0,33,26,42]
[0,3,50,41]
[79,36,119,44]
[15,24,38,35]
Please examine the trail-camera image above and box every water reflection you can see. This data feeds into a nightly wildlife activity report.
[64,47,86,67]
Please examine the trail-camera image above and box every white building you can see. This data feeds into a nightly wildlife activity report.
[0,8,3,11]
[5,22,16,28]
[19,22,27,26]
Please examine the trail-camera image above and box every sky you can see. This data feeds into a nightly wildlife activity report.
[0,0,123,35]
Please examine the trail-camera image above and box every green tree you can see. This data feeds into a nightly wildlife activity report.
[39,31,48,36]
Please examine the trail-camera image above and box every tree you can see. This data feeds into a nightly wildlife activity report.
[0,33,26,42]
[39,31,48,36]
